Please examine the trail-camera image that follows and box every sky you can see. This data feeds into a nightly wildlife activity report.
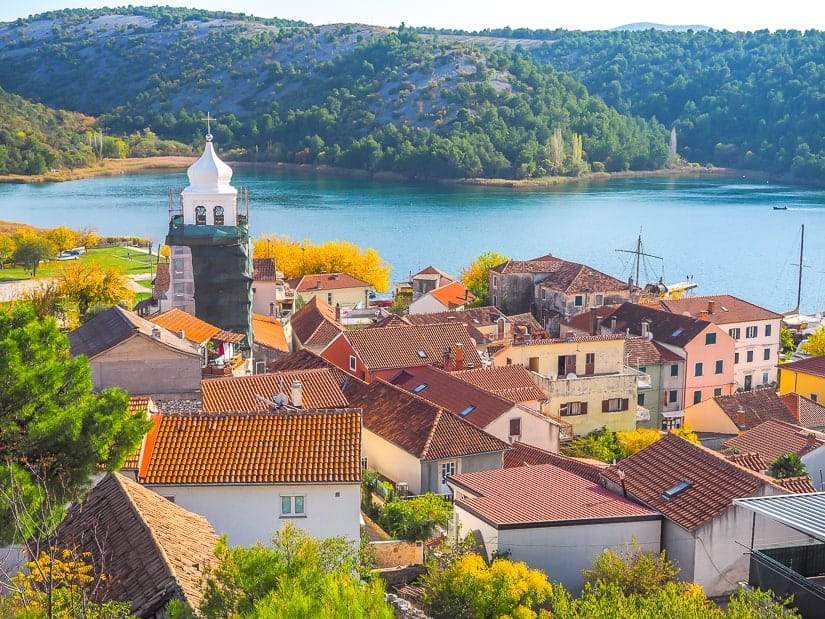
[1,0,823,32]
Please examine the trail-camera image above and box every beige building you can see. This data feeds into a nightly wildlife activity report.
[287,272,373,311]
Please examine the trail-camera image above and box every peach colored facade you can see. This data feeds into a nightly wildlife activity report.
[660,325,736,406]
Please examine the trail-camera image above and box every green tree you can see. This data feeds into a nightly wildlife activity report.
[0,234,15,268]
[459,251,509,306]
[377,493,453,541]
[13,236,54,276]
[199,522,393,618]
[0,305,151,544]
[767,453,808,479]
[781,327,795,355]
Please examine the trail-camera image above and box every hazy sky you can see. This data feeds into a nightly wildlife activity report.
[1,0,823,32]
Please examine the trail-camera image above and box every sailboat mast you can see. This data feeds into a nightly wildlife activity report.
[795,224,804,314]
[636,233,641,292]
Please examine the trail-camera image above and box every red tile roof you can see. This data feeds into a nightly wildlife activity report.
[723,419,825,464]
[491,256,565,274]
[252,313,289,353]
[153,261,170,299]
[603,302,712,348]
[780,356,825,379]
[725,452,768,472]
[149,308,244,344]
[601,433,782,531]
[781,393,825,429]
[391,366,514,428]
[201,369,349,411]
[428,280,475,308]
[405,306,506,330]
[252,257,277,281]
[288,271,372,292]
[624,336,684,365]
[450,463,659,527]
[53,473,218,617]
[713,389,799,430]
[344,379,508,461]
[657,295,781,324]
[452,365,547,403]
[139,410,361,484]
[774,476,817,493]
[537,261,628,294]
[412,265,454,281]
[289,296,343,347]
[503,441,607,483]
[338,322,483,371]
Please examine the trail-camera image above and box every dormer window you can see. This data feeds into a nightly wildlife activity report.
[195,205,207,225]
[214,205,224,225]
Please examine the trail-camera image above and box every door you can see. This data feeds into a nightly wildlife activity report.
[744,374,752,390]
[440,461,456,495]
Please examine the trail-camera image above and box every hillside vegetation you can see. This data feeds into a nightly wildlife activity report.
[1,7,824,183]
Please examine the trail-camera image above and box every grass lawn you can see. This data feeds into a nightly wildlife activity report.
[0,246,162,282]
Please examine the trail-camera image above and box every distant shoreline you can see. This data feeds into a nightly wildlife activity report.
[0,156,768,187]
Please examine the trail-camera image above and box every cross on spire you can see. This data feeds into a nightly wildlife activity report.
[205,111,213,134]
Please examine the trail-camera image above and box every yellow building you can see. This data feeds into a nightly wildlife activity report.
[492,334,642,437]
[778,356,825,404]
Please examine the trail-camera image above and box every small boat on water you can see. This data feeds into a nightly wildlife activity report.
[773,205,788,210]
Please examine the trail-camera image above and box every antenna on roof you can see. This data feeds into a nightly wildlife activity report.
[255,393,289,410]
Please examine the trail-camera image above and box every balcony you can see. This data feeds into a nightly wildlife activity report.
[202,354,246,377]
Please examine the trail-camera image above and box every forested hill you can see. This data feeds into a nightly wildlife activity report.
[1,8,824,183]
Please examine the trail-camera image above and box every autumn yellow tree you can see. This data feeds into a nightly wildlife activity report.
[46,226,78,255]
[802,325,825,356]
[0,234,15,268]
[76,226,99,249]
[252,234,391,292]
[460,251,509,306]
[57,261,134,317]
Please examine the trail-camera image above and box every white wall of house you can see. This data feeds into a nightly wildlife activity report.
[362,430,425,495]
[726,318,782,389]
[802,447,825,490]
[144,483,360,547]
[408,295,452,315]
[299,287,370,310]
[252,280,278,316]
[483,406,560,453]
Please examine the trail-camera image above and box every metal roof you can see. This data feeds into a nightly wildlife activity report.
[733,493,825,542]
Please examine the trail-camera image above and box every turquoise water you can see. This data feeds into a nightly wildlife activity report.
[2,170,825,314]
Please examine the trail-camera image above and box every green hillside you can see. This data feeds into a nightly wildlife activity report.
[1,8,824,183]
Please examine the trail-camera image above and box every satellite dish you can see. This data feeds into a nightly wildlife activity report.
[271,393,289,407]
[566,372,577,379]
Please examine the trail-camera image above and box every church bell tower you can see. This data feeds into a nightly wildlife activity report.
[165,126,253,353]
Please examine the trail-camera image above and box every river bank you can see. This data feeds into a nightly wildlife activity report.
[0,156,758,187]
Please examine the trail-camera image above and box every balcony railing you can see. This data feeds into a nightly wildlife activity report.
[203,355,246,376]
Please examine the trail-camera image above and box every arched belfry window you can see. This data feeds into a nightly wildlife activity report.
[195,205,207,225]
[214,205,225,225]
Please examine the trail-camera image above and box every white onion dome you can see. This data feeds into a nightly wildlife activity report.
[185,134,234,192]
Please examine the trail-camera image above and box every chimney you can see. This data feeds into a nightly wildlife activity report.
[177,329,185,339]
[698,310,709,320]
[151,325,161,339]
[335,303,341,322]
[617,469,627,498]
[707,300,716,315]
[735,406,746,430]
[589,307,598,336]
[806,432,819,448]
[454,343,465,371]
[291,380,302,408]
[640,320,649,337]
[610,316,617,332]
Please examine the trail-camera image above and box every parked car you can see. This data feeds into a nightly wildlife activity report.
[57,250,80,260]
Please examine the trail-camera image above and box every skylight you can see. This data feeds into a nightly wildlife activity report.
[459,405,476,417]
[661,480,692,500]
[671,328,684,337]
[417,350,427,359]
[721,306,729,312]
[412,383,428,393]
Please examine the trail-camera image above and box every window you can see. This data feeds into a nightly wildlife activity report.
[764,348,771,361]
[812,394,819,403]
[714,387,722,397]
[715,359,723,374]
[213,205,224,225]
[195,205,206,225]
[327,293,333,304]
[595,294,604,306]
[509,418,521,437]
[669,390,678,403]
[746,326,758,338]
[349,355,356,371]
[729,327,741,340]
[638,393,645,406]
[670,364,679,377]
[746,350,754,363]
[638,366,646,374]
[762,372,769,385]
[694,362,703,377]
[560,401,588,416]
[280,495,305,517]
[693,390,702,405]
[172,258,184,275]
[458,405,475,417]
[735,352,740,364]
[492,276,498,288]
[174,282,185,294]
[412,383,428,393]
[705,332,717,345]
[574,295,583,307]
[602,398,629,412]
[765,324,772,337]
[661,480,692,500]
[441,461,456,483]
[661,415,683,431]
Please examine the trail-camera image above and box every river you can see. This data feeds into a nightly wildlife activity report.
[2,169,824,314]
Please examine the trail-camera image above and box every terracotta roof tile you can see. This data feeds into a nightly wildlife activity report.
[503,441,607,483]
[412,265,454,281]
[252,257,277,281]
[624,336,684,365]
[288,272,372,292]
[139,410,361,484]
[290,296,343,347]
[781,393,825,429]
[491,256,565,274]
[657,295,782,324]
[725,452,768,472]
[201,369,349,411]
[452,365,547,403]
[406,307,505,329]
[371,314,410,328]
[53,473,218,617]
[339,322,483,371]
[450,463,658,527]
[149,308,223,344]
[714,389,799,430]
[601,433,774,530]
[428,281,474,308]
[391,366,514,428]
[723,418,825,464]
[602,302,711,348]
[780,356,825,379]
[537,261,627,294]
[252,313,289,352]
[774,476,818,493]
[344,379,508,460]
[153,261,170,299]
